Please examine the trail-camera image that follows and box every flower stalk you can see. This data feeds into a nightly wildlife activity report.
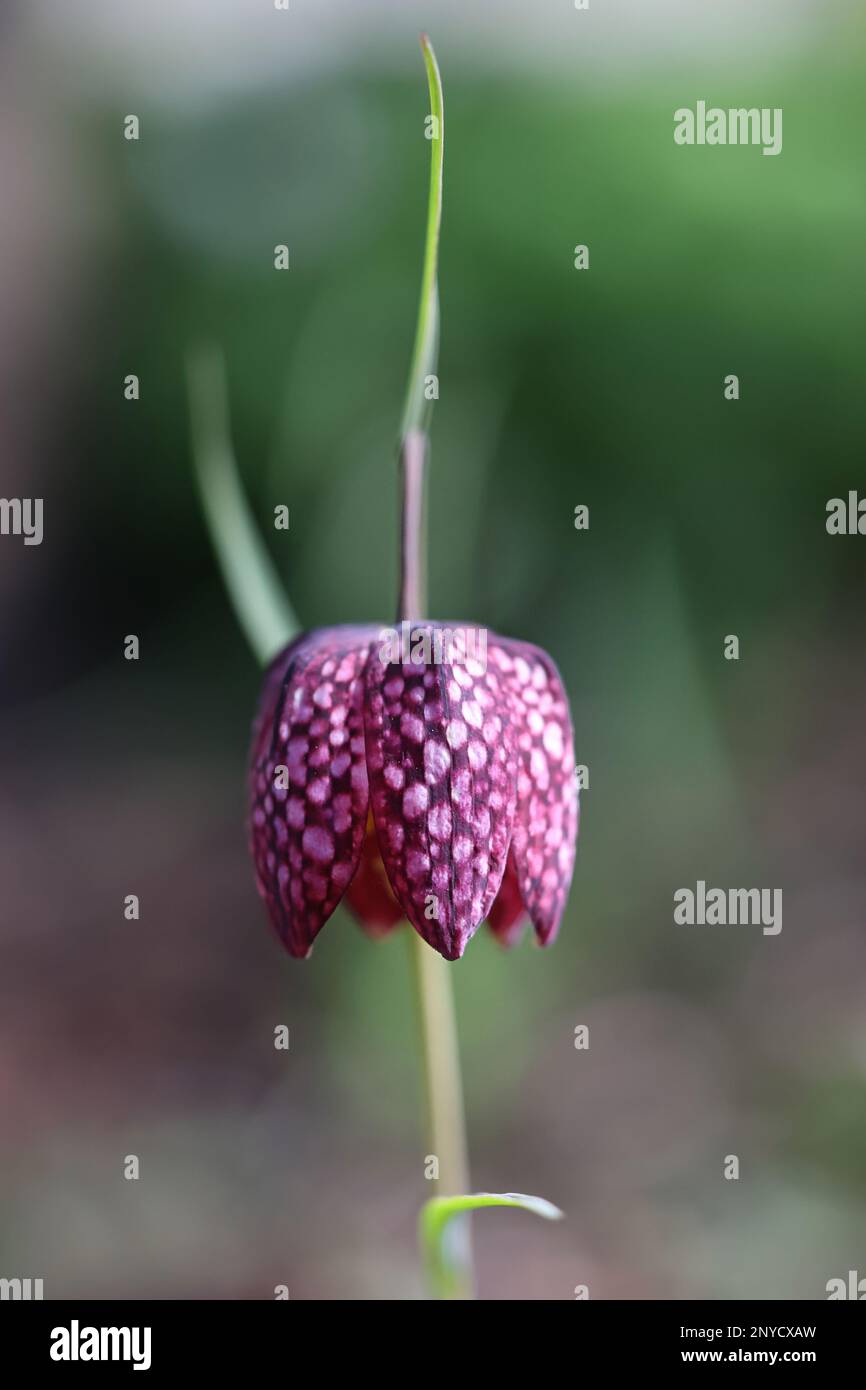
[399,35,474,1300]
[410,930,473,1298]
[397,429,428,625]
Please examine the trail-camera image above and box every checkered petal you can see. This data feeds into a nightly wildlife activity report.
[488,638,579,946]
[363,626,518,960]
[248,626,379,957]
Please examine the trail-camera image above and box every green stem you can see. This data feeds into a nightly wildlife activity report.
[399,35,474,1301]
[397,429,428,623]
[410,932,473,1299]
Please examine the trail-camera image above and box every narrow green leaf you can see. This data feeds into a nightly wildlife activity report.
[420,1191,564,1299]
[186,344,300,667]
[400,34,444,443]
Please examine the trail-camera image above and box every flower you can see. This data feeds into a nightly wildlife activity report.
[248,623,579,961]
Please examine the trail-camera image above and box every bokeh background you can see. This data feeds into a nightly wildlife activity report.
[1,0,865,1299]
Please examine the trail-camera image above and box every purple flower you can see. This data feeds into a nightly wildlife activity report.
[248,623,579,961]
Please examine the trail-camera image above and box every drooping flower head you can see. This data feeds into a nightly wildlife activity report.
[249,622,578,961]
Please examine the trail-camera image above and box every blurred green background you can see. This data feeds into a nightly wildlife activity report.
[1,0,865,1298]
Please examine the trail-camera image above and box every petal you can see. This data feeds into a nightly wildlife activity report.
[343,814,404,935]
[487,849,527,947]
[364,625,518,960]
[248,626,379,957]
[488,637,579,945]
